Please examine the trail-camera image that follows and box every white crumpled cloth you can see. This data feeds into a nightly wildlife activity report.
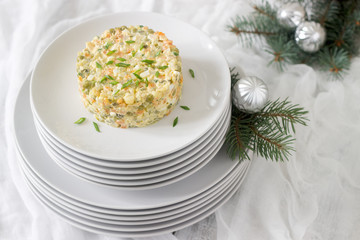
[1,0,360,239]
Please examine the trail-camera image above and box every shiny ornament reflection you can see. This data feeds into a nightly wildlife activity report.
[277,2,306,29]
[295,21,326,53]
[232,76,268,113]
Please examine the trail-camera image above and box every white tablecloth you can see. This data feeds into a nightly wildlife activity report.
[2,0,360,239]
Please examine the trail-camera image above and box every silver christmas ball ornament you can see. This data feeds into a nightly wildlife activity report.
[232,76,269,113]
[295,21,326,53]
[277,2,306,29]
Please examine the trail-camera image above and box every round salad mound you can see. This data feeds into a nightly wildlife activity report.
[76,25,183,128]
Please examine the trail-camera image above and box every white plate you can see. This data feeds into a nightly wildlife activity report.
[37,124,228,179]
[30,12,231,161]
[47,133,225,189]
[33,102,231,172]
[33,99,230,169]
[24,169,239,226]
[15,78,240,210]
[22,159,246,225]
[18,146,248,216]
[24,169,242,231]
[37,116,229,182]
[23,165,245,237]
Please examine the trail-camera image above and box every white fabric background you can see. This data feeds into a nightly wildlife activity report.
[1,0,360,239]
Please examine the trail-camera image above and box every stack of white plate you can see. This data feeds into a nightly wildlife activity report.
[13,12,251,237]
[15,77,250,237]
[29,12,233,189]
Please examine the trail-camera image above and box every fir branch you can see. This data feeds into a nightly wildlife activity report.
[320,0,337,26]
[230,28,277,37]
[227,15,280,46]
[326,1,358,53]
[354,8,360,33]
[317,47,351,79]
[226,69,308,161]
[249,123,294,162]
[311,0,339,25]
[230,67,241,87]
[255,98,308,134]
[253,6,275,20]
[265,36,302,71]
[228,0,360,78]
[252,2,276,21]
[225,114,253,161]
[229,19,277,36]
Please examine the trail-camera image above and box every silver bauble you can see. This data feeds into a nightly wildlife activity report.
[277,2,306,29]
[232,76,269,113]
[295,21,326,53]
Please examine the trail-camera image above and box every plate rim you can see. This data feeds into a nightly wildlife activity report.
[22,161,245,225]
[36,113,230,181]
[22,163,247,236]
[15,73,241,210]
[30,11,231,161]
[33,102,231,169]
[18,145,248,216]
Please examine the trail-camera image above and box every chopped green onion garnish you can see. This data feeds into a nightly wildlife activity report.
[139,43,145,50]
[100,76,107,83]
[180,106,190,110]
[110,81,119,85]
[135,80,140,87]
[113,89,120,95]
[126,40,135,44]
[116,63,130,67]
[107,50,116,56]
[117,58,126,62]
[132,50,136,57]
[141,59,156,64]
[173,52,179,56]
[139,25,144,28]
[104,42,113,49]
[158,66,168,70]
[155,50,161,57]
[134,69,142,74]
[106,60,114,65]
[74,117,86,124]
[173,117,178,127]
[189,69,195,78]
[105,75,114,80]
[145,78,149,87]
[155,71,160,78]
[93,122,100,132]
[121,79,133,89]
[133,73,142,80]
[96,62,102,68]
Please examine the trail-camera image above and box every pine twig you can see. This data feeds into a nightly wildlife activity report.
[253,5,275,20]
[228,0,360,79]
[229,26,277,36]
[317,47,351,79]
[249,125,283,150]
[319,0,335,26]
[226,69,308,162]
